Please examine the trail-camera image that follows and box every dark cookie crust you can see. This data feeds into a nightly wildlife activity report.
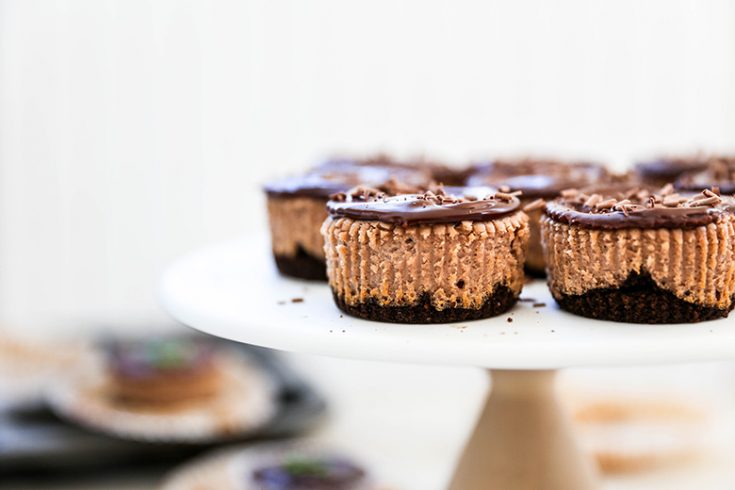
[552,272,733,323]
[333,286,517,324]
[274,246,326,281]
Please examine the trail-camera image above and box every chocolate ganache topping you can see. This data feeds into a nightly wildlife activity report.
[466,158,607,198]
[545,184,735,230]
[676,156,735,195]
[327,185,521,226]
[264,157,431,199]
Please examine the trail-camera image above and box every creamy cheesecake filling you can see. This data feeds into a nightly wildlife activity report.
[542,215,735,308]
[266,196,328,260]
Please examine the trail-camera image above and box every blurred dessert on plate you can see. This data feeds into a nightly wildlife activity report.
[572,395,710,474]
[108,338,223,408]
[47,336,275,442]
[161,443,384,490]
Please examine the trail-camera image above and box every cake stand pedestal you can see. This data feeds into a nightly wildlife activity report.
[159,234,735,490]
[449,370,596,490]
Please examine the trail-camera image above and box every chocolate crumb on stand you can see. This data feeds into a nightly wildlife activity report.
[542,185,735,323]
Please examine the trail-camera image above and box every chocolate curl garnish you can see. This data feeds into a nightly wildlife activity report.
[594,198,617,210]
[584,194,602,208]
[662,194,688,207]
[522,198,545,212]
[494,191,521,202]
[689,195,721,207]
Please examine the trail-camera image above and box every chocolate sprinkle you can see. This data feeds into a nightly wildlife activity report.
[545,185,734,229]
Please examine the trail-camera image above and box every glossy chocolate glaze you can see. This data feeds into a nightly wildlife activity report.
[467,159,607,198]
[264,158,431,199]
[635,155,709,183]
[327,187,519,226]
[545,188,735,230]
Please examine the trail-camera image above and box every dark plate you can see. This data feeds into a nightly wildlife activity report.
[0,339,326,478]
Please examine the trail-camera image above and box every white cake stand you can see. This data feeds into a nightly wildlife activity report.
[159,234,735,490]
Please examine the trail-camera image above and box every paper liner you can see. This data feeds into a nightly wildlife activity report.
[160,442,388,490]
[541,215,735,309]
[323,213,528,310]
[47,349,277,443]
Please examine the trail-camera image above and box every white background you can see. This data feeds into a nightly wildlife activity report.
[1,0,734,333]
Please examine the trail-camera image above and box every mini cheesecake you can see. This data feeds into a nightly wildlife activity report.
[467,158,608,276]
[542,186,735,323]
[264,158,430,281]
[676,155,735,195]
[323,186,529,323]
[107,338,222,407]
[635,154,709,188]
[250,455,369,490]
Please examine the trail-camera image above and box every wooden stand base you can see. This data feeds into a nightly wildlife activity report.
[449,370,599,490]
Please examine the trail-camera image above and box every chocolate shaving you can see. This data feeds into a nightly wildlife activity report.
[522,198,546,212]
[689,196,721,207]
[663,194,688,207]
[660,183,674,196]
[584,194,602,208]
[561,185,726,215]
[595,198,617,210]
[494,191,517,201]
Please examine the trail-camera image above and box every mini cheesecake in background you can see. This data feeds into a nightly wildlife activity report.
[676,155,735,195]
[107,338,223,408]
[467,158,608,276]
[635,153,709,188]
[419,160,478,186]
[250,454,370,490]
[264,157,431,281]
[541,185,735,323]
[322,185,529,323]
